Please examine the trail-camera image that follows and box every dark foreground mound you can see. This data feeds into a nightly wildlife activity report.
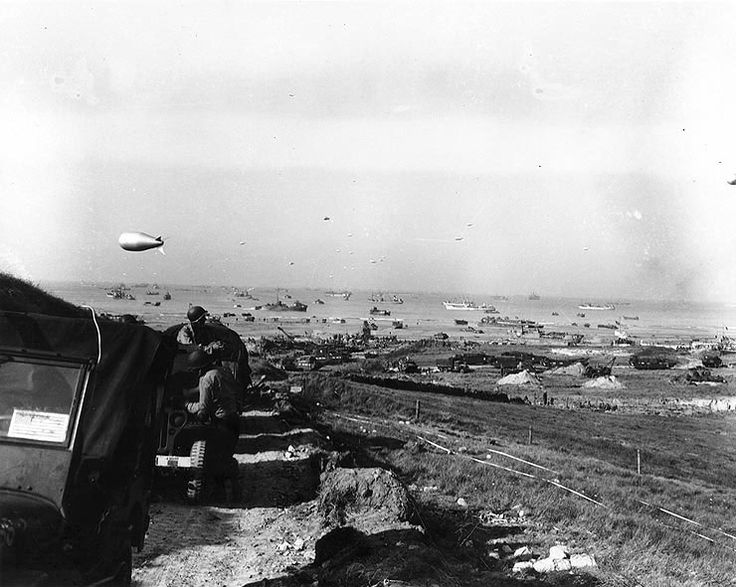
[0,272,85,317]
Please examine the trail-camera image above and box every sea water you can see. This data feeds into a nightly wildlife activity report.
[41,281,736,345]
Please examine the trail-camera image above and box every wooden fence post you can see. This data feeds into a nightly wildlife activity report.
[637,449,641,476]
[415,399,420,420]
[528,426,533,445]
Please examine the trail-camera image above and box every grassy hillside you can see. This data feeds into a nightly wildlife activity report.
[0,272,85,317]
[298,372,736,586]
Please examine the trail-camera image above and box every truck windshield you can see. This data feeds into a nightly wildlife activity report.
[0,356,84,445]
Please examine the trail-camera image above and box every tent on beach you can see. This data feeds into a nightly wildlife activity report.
[497,370,541,386]
[583,375,624,390]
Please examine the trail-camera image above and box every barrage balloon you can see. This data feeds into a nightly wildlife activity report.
[118,232,165,253]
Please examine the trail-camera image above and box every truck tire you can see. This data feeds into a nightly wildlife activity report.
[84,526,132,586]
[187,440,207,502]
[111,531,133,586]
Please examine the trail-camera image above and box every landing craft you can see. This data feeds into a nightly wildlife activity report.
[118,232,165,253]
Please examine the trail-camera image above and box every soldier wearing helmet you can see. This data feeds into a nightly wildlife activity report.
[177,305,252,402]
[177,306,218,350]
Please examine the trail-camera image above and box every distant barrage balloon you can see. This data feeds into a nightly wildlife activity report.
[118,232,165,253]
[728,177,736,186]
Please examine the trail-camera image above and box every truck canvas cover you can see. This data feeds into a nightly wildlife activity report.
[0,311,171,458]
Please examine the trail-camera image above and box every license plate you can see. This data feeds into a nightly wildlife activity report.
[156,455,192,468]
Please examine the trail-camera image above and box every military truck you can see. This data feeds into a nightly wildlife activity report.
[0,310,174,585]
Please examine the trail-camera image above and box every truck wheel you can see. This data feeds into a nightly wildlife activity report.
[187,439,207,502]
[111,532,133,586]
[84,527,132,586]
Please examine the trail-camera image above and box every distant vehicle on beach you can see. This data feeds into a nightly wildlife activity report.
[630,353,678,370]
[264,300,308,312]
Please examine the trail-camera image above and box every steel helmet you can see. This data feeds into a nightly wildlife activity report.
[187,305,208,323]
[186,349,213,371]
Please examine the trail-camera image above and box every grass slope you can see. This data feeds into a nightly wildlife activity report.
[299,372,736,586]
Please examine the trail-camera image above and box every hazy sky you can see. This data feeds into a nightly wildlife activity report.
[1,1,735,300]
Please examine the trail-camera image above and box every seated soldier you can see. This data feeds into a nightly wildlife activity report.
[186,349,241,501]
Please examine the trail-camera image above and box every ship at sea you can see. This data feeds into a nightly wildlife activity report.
[579,303,616,311]
[326,290,352,301]
[443,300,479,311]
[528,292,541,301]
[262,300,308,312]
[106,286,135,300]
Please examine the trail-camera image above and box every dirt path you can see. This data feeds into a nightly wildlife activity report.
[133,409,326,587]
[131,400,572,587]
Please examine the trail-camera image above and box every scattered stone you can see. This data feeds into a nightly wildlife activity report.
[512,561,534,573]
[278,541,290,552]
[293,537,305,551]
[456,497,468,508]
[533,556,574,573]
[532,558,555,573]
[549,544,569,560]
[570,553,597,569]
[500,544,513,556]
[478,510,502,524]
[487,551,501,560]
[513,546,533,560]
